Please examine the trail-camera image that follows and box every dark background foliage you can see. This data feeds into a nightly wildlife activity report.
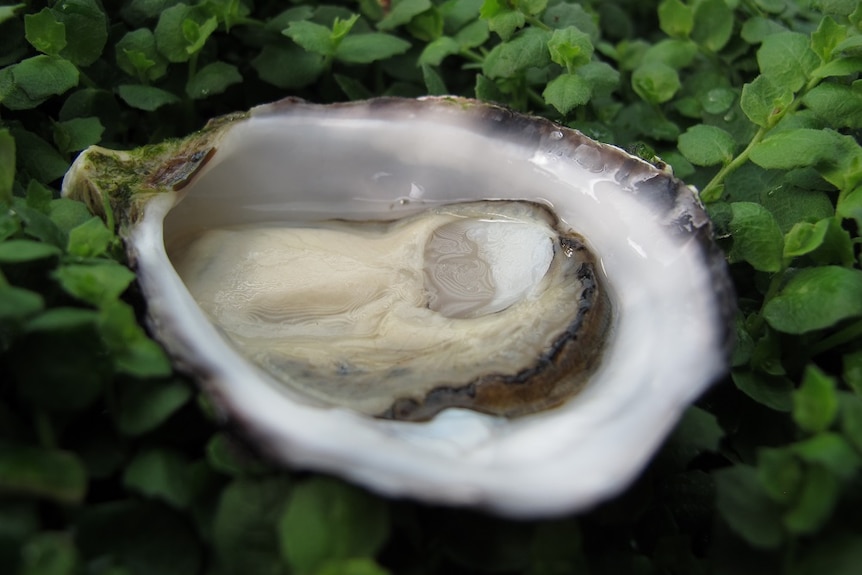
[1,1,862,574]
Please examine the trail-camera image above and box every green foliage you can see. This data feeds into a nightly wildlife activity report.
[1,1,862,573]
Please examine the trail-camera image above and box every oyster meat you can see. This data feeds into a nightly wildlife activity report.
[170,200,610,421]
[62,97,734,517]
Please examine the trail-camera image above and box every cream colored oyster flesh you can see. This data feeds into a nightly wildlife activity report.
[170,200,609,420]
[61,97,734,518]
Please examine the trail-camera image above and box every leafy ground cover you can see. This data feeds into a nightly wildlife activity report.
[1,0,862,573]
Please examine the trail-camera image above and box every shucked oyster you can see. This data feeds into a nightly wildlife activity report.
[62,97,733,517]
[171,200,610,421]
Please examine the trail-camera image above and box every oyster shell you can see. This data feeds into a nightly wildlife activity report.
[62,97,734,517]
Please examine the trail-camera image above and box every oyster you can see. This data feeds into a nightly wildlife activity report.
[62,97,733,517]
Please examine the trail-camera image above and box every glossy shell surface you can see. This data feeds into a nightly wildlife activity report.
[62,97,734,517]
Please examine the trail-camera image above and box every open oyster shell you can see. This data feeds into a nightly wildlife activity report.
[62,97,734,517]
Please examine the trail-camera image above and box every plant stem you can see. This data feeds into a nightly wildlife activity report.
[699,126,767,201]
[698,75,820,202]
[525,15,550,31]
[808,319,862,357]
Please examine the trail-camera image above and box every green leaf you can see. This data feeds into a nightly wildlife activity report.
[0,239,61,263]
[841,393,862,452]
[48,198,94,234]
[98,300,172,377]
[792,432,862,479]
[336,33,412,64]
[631,61,680,104]
[76,501,202,575]
[740,75,793,128]
[24,9,67,56]
[691,0,733,52]
[483,28,551,79]
[284,20,335,56]
[421,64,447,95]
[833,34,862,56]
[0,286,44,322]
[727,201,784,272]
[480,0,525,41]
[0,128,13,206]
[25,307,98,332]
[757,31,819,92]
[0,446,86,504]
[783,218,830,258]
[115,378,192,436]
[154,4,199,63]
[542,73,591,115]
[808,217,854,267]
[407,8,443,42]
[757,447,802,504]
[51,0,107,67]
[279,477,390,574]
[812,56,862,79]
[0,4,24,26]
[67,216,113,258]
[702,87,736,114]
[678,124,735,167]
[749,128,851,171]
[116,28,168,82]
[205,433,271,477]
[419,36,460,66]
[837,185,862,230]
[185,61,241,100]
[547,26,593,70]
[643,39,698,69]
[182,15,217,55]
[18,531,79,575]
[670,406,725,452]
[334,74,373,100]
[253,44,325,89]
[740,16,787,44]
[577,61,620,96]
[763,266,862,334]
[715,464,784,549]
[783,464,840,535]
[11,128,69,183]
[812,0,858,16]
[123,448,191,508]
[377,0,432,31]
[53,116,104,154]
[455,19,490,49]
[810,16,847,61]
[117,84,180,111]
[658,0,693,39]
[844,351,862,394]
[25,180,52,214]
[331,14,360,43]
[213,478,292,575]
[793,365,838,433]
[53,263,135,307]
[10,55,79,103]
[802,82,862,129]
[15,204,66,249]
[732,370,793,411]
